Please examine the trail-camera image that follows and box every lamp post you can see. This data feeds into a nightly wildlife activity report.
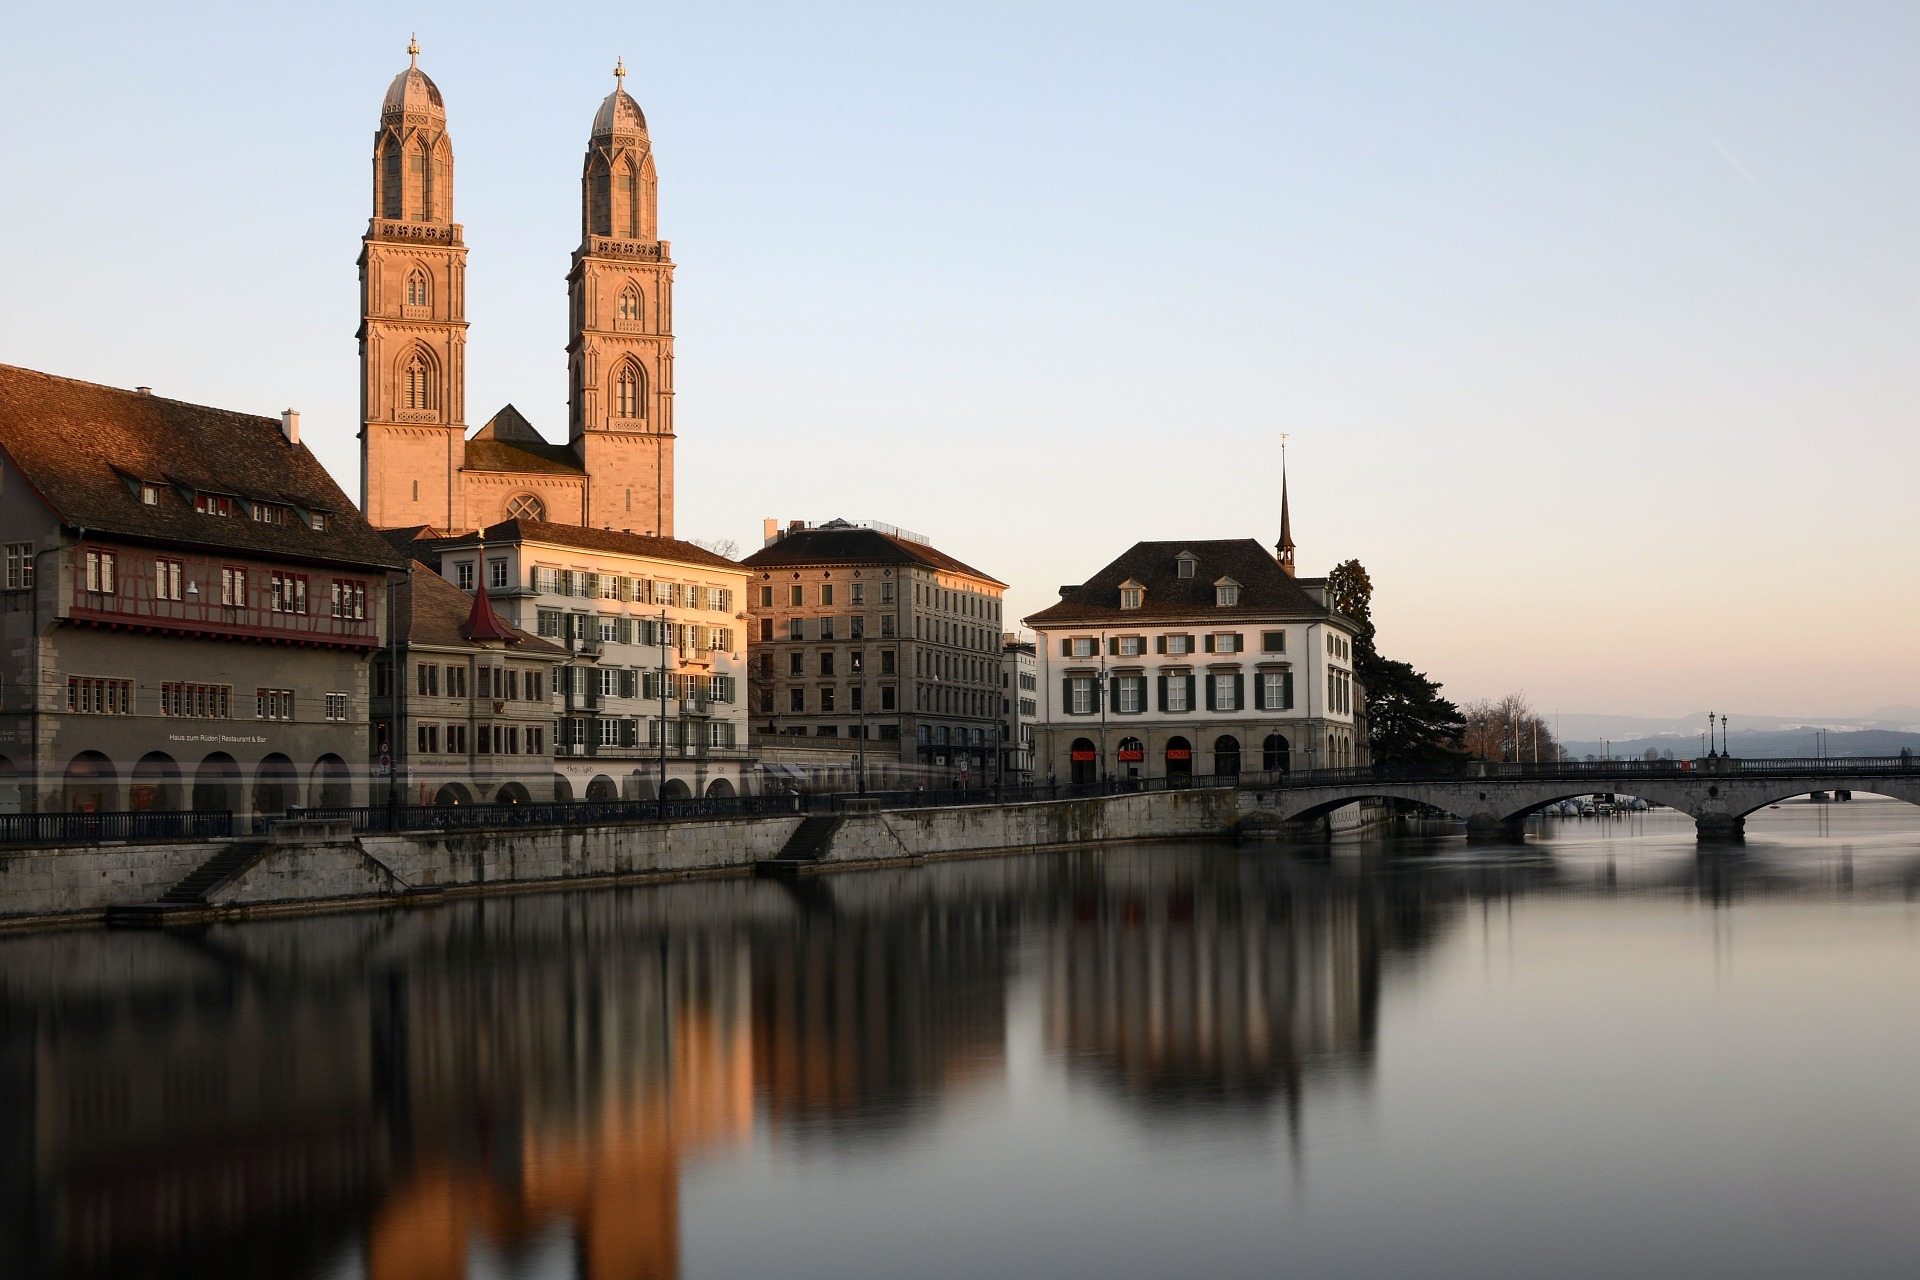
[1708,712,1717,759]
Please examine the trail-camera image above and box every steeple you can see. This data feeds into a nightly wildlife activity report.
[569,57,676,535]
[1276,436,1296,577]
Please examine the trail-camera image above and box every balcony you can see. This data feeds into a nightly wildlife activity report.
[680,696,713,718]
[564,685,599,712]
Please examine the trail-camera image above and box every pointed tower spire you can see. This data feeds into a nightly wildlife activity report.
[461,581,518,645]
[1277,434,1297,577]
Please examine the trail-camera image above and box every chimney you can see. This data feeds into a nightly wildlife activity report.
[788,519,805,534]
[763,517,780,546]
[134,386,152,395]
[280,409,301,445]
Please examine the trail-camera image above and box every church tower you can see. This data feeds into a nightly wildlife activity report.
[568,59,675,536]
[359,37,468,530]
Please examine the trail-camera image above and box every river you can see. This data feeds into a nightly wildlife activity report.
[4,798,1919,1278]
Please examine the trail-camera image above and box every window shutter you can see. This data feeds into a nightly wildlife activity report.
[1155,635,1166,654]
[1204,634,1216,653]
[1253,675,1265,711]
[1110,677,1122,714]
[618,617,633,645]
[1187,675,1197,712]
[1205,676,1216,711]
[1062,676,1075,715]
[1107,636,1119,656]
[1282,672,1294,709]
[1234,674,1245,711]
[1060,638,1071,657]
[1157,675,1168,711]
[621,670,638,699]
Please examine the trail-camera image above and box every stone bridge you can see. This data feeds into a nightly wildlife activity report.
[1239,757,1920,840]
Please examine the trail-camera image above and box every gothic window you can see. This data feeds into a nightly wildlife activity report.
[406,268,431,308]
[505,494,546,521]
[618,284,643,324]
[381,143,404,220]
[411,152,432,220]
[401,349,437,411]
[614,363,645,419]
[619,172,639,237]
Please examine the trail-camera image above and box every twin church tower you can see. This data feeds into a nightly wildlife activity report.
[359,41,675,536]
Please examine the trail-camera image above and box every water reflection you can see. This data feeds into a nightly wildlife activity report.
[5,810,1920,1279]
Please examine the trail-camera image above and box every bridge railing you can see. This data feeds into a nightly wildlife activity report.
[1249,755,1920,790]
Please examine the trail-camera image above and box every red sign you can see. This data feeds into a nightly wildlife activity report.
[1118,748,1143,762]
[1165,748,1192,760]
[1070,750,1097,762]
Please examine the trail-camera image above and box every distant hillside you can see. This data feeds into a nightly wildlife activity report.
[1554,706,1920,742]
[1560,727,1920,761]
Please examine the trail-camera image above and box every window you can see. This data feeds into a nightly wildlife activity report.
[1176,554,1197,579]
[330,580,367,620]
[820,652,835,676]
[312,512,329,532]
[525,726,544,756]
[790,584,804,607]
[407,267,431,307]
[788,618,804,641]
[1069,637,1096,658]
[403,351,435,410]
[325,692,349,721]
[1117,635,1143,656]
[251,502,286,526]
[257,688,295,720]
[1118,676,1145,714]
[819,617,835,641]
[3,543,32,591]
[161,681,231,718]
[67,676,132,714]
[526,671,545,701]
[788,651,804,677]
[1261,672,1292,711]
[416,663,439,697]
[194,492,233,516]
[821,687,836,712]
[1212,674,1239,712]
[615,363,644,418]
[455,561,476,591]
[490,559,510,589]
[154,557,183,602]
[446,723,467,754]
[880,581,895,604]
[1262,631,1287,653]
[789,687,805,712]
[760,585,773,607]
[1120,586,1143,610]
[1216,582,1240,606]
[537,609,562,638]
[1165,676,1191,713]
[1068,677,1096,715]
[618,284,642,322]
[85,549,116,595]
[850,582,865,604]
[1167,633,1193,656]
[1209,632,1242,654]
[881,650,896,675]
[140,483,159,506]
[851,616,865,639]
[446,666,467,698]
[821,584,835,606]
[271,572,308,614]
[417,723,440,754]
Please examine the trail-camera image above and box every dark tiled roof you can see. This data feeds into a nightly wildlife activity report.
[399,563,565,654]
[741,525,1005,587]
[462,438,584,475]
[419,518,742,571]
[0,364,404,570]
[1024,539,1328,626]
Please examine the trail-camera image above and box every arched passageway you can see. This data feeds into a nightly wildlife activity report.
[1262,734,1290,774]
[1070,737,1097,786]
[0,754,19,815]
[662,779,692,801]
[552,774,574,803]
[1165,736,1192,782]
[705,778,736,799]
[494,782,531,805]
[130,751,182,811]
[435,782,473,807]
[63,751,118,813]
[310,754,352,808]
[193,753,240,813]
[1213,735,1241,778]
[1117,736,1145,780]
[253,754,298,817]
[585,774,619,802]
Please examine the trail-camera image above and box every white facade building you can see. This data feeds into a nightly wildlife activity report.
[1000,635,1037,782]
[1025,539,1362,785]
[408,519,751,800]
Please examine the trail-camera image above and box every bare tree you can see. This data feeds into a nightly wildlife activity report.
[1462,693,1562,763]
[689,536,740,560]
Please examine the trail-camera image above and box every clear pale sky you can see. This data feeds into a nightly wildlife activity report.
[2,2,1915,717]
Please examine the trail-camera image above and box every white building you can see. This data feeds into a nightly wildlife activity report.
[1024,537,1362,785]
[1000,635,1037,782]
[406,519,751,800]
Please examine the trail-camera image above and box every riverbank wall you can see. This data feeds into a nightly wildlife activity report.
[0,787,1237,928]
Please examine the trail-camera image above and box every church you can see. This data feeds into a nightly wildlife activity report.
[359,41,676,537]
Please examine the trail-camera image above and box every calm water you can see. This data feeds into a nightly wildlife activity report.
[6,800,1920,1279]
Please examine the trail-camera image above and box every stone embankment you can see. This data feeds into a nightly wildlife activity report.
[0,788,1237,928]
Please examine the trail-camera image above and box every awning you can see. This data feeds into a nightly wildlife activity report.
[760,762,806,781]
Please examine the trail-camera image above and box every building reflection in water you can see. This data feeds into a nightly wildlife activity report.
[0,846,1630,1279]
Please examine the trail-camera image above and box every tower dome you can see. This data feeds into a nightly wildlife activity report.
[591,57,648,138]
[382,35,446,122]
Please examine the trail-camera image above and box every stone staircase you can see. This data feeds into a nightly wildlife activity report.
[105,840,273,927]
[755,815,841,876]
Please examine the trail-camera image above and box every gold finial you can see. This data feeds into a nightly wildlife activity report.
[614,55,626,87]
[408,34,420,68]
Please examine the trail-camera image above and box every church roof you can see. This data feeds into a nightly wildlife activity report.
[591,60,648,138]
[1024,539,1327,627]
[0,363,404,572]
[383,40,446,122]
[462,438,584,475]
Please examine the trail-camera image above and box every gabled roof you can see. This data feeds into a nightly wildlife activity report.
[462,437,584,475]
[398,563,565,655]
[418,518,743,572]
[1025,539,1330,627]
[0,364,404,571]
[741,524,1005,587]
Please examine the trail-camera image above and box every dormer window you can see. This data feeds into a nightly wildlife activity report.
[194,492,233,517]
[1176,552,1198,580]
[140,483,159,506]
[1119,579,1145,610]
[1215,577,1241,607]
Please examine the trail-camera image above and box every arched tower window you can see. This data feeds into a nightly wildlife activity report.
[406,267,432,308]
[400,347,439,412]
[614,362,645,419]
[587,160,611,237]
[618,168,639,237]
[380,141,404,220]
[618,284,643,324]
[410,146,433,221]
[505,493,546,521]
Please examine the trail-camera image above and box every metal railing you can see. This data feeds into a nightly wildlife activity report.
[1246,755,1920,790]
[0,809,234,848]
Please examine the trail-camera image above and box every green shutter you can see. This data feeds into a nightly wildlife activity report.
[1187,675,1197,711]
[1060,638,1071,657]
[1155,635,1166,655]
[1203,634,1216,653]
[1234,674,1245,711]
[1253,674,1265,711]
[1063,676,1075,715]
[1282,672,1294,709]
[1157,675,1168,711]
[1205,676,1216,711]
[1108,636,1119,656]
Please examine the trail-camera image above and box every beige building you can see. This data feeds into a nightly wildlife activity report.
[371,565,569,807]
[741,519,1007,787]
[1000,635,1037,781]
[360,44,675,537]
[0,365,405,818]
[405,519,750,800]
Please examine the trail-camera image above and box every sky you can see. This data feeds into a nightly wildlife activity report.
[2,1,1916,718]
